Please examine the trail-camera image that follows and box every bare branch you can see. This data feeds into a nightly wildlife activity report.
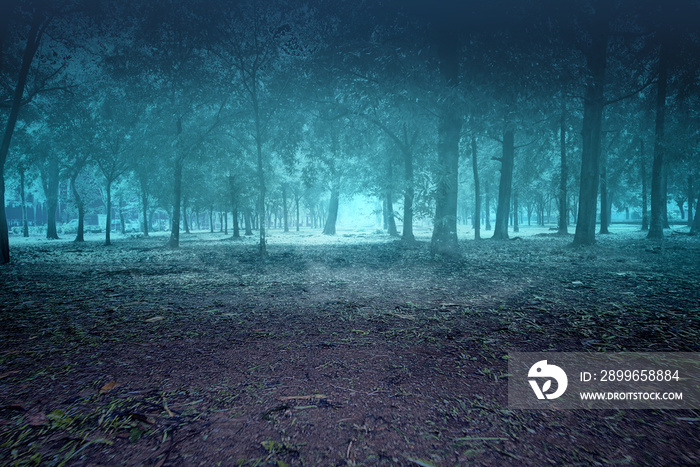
[604,76,656,107]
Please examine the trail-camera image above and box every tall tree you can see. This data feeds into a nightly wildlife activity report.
[470,136,480,240]
[213,0,309,256]
[557,97,569,235]
[492,130,515,240]
[572,2,610,246]
[0,1,51,263]
[430,30,462,256]
[647,35,670,239]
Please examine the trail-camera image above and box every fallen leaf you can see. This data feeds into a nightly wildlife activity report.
[99,381,119,394]
[145,316,165,323]
[27,412,47,426]
[163,399,175,417]
[278,394,327,401]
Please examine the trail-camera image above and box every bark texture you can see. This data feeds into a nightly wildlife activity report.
[430,32,462,256]
[573,7,608,246]
[493,130,514,240]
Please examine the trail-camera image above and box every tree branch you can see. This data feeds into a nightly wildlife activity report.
[604,76,656,107]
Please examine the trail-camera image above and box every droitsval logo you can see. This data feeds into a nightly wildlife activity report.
[528,360,568,400]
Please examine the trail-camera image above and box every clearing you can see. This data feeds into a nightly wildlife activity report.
[0,226,699,466]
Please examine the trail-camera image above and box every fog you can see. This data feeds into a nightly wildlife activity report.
[1,0,698,262]
[1,2,700,464]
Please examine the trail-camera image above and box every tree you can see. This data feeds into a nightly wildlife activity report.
[0,1,52,263]
[430,30,462,256]
[492,130,515,240]
[647,36,669,239]
[213,0,311,256]
[470,136,481,240]
[36,141,60,239]
[571,2,610,246]
[93,113,130,246]
[557,97,569,235]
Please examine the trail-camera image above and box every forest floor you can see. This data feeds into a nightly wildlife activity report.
[0,226,699,466]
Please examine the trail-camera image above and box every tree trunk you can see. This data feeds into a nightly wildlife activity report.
[209,207,214,233]
[471,136,481,240]
[430,31,461,256]
[45,156,59,240]
[19,166,29,237]
[386,192,398,236]
[230,176,240,238]
[402,139,415,241]
[558,98,568,234]
[691,189,700,235]
[493,130,514,240]
[599,151,609,234]
[255,122,266,256]
[232,207,239,238]
[167,157,183,248]
[295,193,300,232]
[573,7,607,246]
[118,195,126,235]
[484,181,491,231]
[0,171,8,257]
[282,185,289,233]
[648,36,669,239]
[513,192,519,233]
[640,138,649,231]
[244,207,253,235]
[323,188,339,235]
[386,163,398,237]
[105,181,112,246]
[661,163,669,228]
[183,197,190,234]
[71,172,85,242]
[688,175,694,227]
[382,196,388,230]
[140,175,149,237]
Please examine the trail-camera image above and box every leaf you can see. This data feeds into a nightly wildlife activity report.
[99,381,119,394]
[278,394,327,401]
[27,412,48,426]
[542,380,552,393]
[405,457,438,467]
[129,426,143,442]
[145,316,165,323]
[163,398,175,417]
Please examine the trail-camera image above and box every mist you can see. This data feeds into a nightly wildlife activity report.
[1,0,699,465]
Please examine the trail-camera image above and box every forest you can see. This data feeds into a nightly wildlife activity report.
[1,0,699,465]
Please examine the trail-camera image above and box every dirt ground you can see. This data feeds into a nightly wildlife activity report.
[0,228,699,466]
